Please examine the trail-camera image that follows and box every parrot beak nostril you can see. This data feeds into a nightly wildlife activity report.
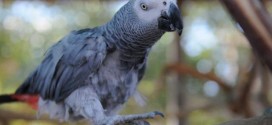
[160,11,169,20]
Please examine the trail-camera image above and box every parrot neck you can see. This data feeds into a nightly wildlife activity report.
[101,2,165,64]
[101,20,164,64]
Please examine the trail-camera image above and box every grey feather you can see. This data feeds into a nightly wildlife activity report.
[14,0,182,124]
[16,29,107,102]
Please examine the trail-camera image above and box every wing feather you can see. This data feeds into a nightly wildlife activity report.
[16,29,107,102]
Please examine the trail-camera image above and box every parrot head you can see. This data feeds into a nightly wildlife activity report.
[99,0,184,63]
[132,0,183,35]
[110,0,183,40]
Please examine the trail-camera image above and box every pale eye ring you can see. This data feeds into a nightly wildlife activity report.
[140,3,148,10]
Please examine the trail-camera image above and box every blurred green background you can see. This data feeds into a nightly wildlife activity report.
[0,0,271,125]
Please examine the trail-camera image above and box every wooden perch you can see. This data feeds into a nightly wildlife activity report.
[220,116,272,125]
[219,108,272,125]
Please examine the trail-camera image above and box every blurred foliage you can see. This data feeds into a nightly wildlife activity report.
[0,0,271,125]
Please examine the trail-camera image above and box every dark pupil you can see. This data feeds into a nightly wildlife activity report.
[142,5,146,9]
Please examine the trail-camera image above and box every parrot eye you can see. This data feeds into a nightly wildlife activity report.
[140,3,148,10]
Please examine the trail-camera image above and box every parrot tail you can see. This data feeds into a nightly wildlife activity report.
[0,94,39,109]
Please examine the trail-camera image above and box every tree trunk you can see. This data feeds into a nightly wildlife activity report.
[166,0,187,124]
[166,33,187,125]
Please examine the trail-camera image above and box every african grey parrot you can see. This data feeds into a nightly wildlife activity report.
[0,0,183,124]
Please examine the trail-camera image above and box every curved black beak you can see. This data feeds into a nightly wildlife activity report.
[158,3,183,35]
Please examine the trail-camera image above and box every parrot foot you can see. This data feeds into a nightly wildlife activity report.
[105,111,164,125]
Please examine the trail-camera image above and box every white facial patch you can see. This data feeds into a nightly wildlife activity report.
[133,0,177,23]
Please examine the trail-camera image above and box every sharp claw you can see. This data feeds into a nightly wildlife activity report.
[153,111,164,118]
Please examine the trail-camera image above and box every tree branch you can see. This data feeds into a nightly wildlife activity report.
[220,0,272,71]
[162,63,232,93]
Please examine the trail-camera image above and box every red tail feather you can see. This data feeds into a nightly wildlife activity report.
[11,94,39,110]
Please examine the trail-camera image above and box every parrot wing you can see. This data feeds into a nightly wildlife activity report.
[15,28,107,102]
